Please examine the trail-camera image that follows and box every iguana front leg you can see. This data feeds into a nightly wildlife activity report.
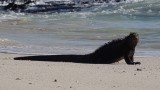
[124,50,141,65]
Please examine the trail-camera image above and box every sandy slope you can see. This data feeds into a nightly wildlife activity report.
[0,53,160,90]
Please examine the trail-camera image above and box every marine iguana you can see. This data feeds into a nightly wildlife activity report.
[14,32,141,65]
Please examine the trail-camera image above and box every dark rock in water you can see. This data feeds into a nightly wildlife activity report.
[3,0,34,11]
[2,0,82,13]
[0,0,126,13]
[23,4,82,13]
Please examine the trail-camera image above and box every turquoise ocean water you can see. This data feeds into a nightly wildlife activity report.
[0,0,160,56]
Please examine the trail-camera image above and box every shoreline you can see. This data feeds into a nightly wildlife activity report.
[0,53,160,90]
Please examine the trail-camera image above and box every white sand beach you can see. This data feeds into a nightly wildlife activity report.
[0,53,160,90]
[1,0,160,90]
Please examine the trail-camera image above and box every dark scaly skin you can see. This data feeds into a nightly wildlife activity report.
[14,32,141,65]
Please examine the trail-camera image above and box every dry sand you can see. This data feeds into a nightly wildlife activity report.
[0,53,160,90]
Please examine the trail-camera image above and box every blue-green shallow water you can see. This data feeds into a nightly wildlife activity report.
[0,0,160,56]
